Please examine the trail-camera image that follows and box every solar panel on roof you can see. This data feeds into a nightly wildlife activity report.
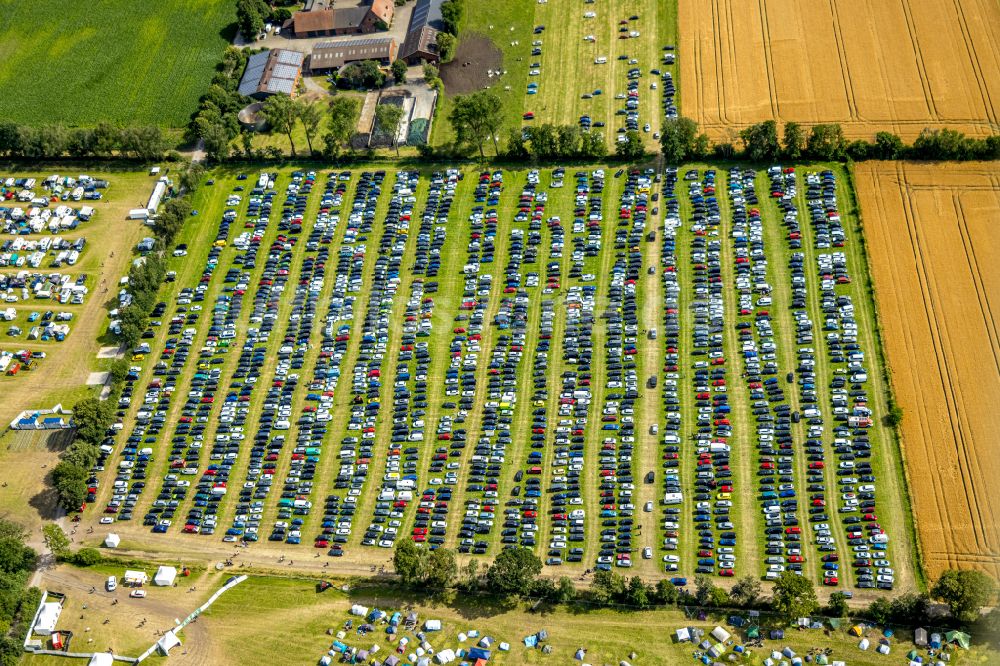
[272,64,300,80]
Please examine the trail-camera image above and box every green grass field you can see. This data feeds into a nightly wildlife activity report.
[0,0,234,127]
[21,566,998,666]
[433,0,676,150]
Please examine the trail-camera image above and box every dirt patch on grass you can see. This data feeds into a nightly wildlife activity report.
[857,161,1000,581]
[440,33,503,95]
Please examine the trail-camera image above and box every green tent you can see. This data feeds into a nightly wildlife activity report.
[746,625,760,639]
[827,618,842,629]
[907,649,919,660]
[946,631,971,649]
[815,654,829,665]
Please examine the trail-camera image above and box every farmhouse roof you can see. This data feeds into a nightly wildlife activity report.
[294,8,336,33]
[400,0,444,60]
[311,37,397,68]
[238,49,304,97]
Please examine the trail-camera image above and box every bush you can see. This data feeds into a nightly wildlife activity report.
[70,548,102,567]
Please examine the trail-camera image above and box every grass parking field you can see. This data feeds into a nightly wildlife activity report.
[855,161,1000,581]
[680,0,1000,140]
[0,1,234,127]
[433,0,676,149]
[63,162,917,602]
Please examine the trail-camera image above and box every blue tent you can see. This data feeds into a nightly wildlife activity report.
[467,647,491,661]
[523,635,538,648]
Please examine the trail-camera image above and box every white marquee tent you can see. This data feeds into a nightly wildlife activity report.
[154,566,177,587]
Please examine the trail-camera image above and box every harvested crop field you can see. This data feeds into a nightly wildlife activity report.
[681,0,1000,140]
[856,161,1000,581]
[440,33,503,95]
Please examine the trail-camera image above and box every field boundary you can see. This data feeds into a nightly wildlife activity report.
[845,161,927,591]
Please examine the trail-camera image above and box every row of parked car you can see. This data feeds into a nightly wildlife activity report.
[542,169,601,564]
[683,168,738,577]
[103,179,244,526]
[401,171,457,548]
[658,167,684,575]
[782,167,892,589]
[729,166,809,580]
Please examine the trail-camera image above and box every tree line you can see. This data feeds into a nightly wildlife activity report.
[661,117,1000,163]
[0,519,40,666]
[0,122,170,160]
[390,542,998,642]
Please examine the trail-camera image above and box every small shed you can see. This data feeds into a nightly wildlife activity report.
[104,533,121,548]
[154,566,177,586]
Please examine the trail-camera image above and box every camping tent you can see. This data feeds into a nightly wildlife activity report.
[849,625,864,637]
[707,643,725,658]
[858,638,870,650]
[946,631,971,649]
[424,619,441,631]
[104,533,120,548]
[877,643,890,655]
[34,601,61,635]
[746,625,760,639]
[782,647,796,658]
[675,628,691,642]
[87,654,114,666]
[769,629,784,640]
[154,566,177,586]
[815,654,829,665]
[711,626,731,642]
[156,630,181,655]
[914,628,928,646]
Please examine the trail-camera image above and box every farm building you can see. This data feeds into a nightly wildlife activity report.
[238,49,305,99]
[309,37,398,72]
[291,0,394,37]
[399,0,445,64]
[9,403,73,431]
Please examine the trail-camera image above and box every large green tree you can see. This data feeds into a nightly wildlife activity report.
[739,120,781,162]
[449,91,504,157]
[659,117,700,163]
[261,94,298,156]
[806,123,846,160]
[392,539,426,586]
[771,572,819,625]
[616,130,645,160]
[782,121,804,160]
[236,0,269,40]
[295,99,324,155]
[932,569,998,623]
[423,548,457,589]
[391,59,408,84]
[375,103,405,155]
[324,96,361,156]
[485,547,542,597]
